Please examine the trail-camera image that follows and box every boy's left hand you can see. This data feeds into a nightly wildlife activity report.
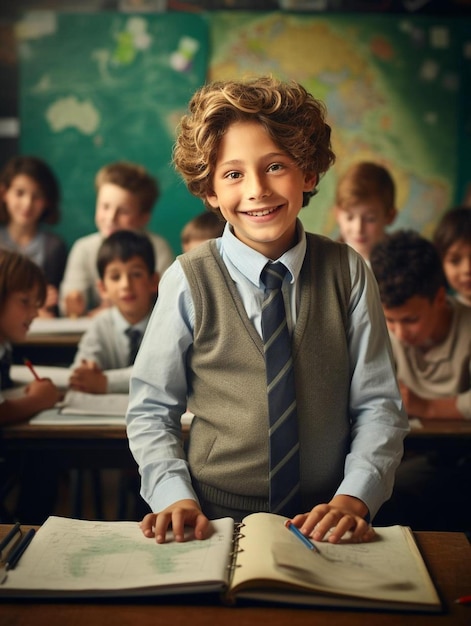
[69,360,107,393]
[290,496,375,544]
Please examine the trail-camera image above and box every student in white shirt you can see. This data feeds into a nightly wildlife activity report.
[60,161,173,317]
[69,230,158,393]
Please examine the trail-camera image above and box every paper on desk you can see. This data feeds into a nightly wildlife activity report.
[28,317,92,335]
[10,365,71,389]
[59,390,130,416]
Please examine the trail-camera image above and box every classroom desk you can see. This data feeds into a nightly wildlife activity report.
[0,525,470,626]
[12,317,91,366]
[12,333,83,366]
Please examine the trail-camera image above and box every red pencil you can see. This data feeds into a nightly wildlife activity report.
[23,358,41,381]
[455,595,471,605]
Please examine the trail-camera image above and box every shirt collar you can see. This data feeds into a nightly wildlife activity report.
[111,307,150,334]
[221,219,307,287]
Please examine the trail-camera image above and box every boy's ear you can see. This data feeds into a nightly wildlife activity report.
[206,191,219,210]
[386,207,398,225]
[151,272,159,294]
[303,172,318,192]
[97,279,107,298]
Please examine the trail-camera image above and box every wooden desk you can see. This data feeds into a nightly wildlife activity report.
[0,525,470,626]
[405,418,471,455]
[12,333,82,366]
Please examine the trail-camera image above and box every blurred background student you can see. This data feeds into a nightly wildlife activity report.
[0,156,68,317]
[69,230,158,394]
[180,210,225,253]
[433,206,471,307]
[333,161,397,265]
[0,249,61,523]
[60,161,173,318]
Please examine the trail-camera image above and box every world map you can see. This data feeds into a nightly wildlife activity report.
[209,12,462,239]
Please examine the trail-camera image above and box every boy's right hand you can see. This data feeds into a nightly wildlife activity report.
[25,379,61,410]
[140,499,210,543]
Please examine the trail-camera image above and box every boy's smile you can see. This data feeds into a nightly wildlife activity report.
[206,121,316,260]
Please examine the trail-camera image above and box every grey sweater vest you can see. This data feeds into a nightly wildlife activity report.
[179,234,351,512]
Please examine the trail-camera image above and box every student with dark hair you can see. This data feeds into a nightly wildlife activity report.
[69,230,158,394]
[433,206,471,307]
[0,156,68,317]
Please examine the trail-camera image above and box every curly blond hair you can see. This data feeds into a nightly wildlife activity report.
[173,76,335,210]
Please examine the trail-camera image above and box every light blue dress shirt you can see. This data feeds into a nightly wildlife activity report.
[127,221,408,516]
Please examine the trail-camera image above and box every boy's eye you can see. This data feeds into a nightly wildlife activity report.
[267,163,284,172]
[225,171,242,180]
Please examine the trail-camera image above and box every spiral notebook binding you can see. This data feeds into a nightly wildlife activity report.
[227,522,245,574]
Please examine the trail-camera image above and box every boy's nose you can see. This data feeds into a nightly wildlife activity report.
[247,174,269,200]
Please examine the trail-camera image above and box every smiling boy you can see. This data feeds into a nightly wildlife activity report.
[126,77,407,545]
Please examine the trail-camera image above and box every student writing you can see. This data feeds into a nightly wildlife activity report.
[69,230,158,394]
[0,249,61,425]
[126,76,408,546]
[370,229,471,421]
[60,161,173,317]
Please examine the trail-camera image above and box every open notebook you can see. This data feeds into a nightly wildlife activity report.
[0,513,441,612]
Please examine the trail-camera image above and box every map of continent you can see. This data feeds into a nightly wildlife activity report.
[209,12,462,238]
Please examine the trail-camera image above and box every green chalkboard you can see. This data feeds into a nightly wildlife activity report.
[19,12,209,255]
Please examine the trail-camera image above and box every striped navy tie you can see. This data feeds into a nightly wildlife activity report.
[261,262,301,517]
[125,328,142,366]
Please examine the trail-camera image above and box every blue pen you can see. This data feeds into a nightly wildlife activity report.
[4,528,35,571]
[285,520,321,554]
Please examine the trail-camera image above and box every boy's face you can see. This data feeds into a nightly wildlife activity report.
[95,183,149,238]
[382,290,446,348]
[206,121,316,260]
[335,201,396,261]
[442,238,471,304]
[97,256,158,325]
[0,288,41,343]
[3,174,47,227]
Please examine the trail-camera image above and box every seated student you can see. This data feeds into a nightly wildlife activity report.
[370,229,471,530]
[0,249,61,524]
[433,206,471,307]
[370,229,471,421]
[0,155,68,317]
[60,161,173,317]
[0,249,61,425]
[69,230,158,394]
[181,210,225,253]
[333,161,397,265]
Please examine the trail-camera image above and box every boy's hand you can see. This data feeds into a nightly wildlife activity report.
[69,361,107,393]
[65,291,86,318]
[25,379,61,410]
[290,495,375,544]
[140,499,210,543]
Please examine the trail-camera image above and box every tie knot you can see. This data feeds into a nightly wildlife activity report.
[261,262,288,291]
[125,327,141,342]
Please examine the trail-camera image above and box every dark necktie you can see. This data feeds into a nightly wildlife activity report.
[0,347,13,391]
[261,262,301,517]
[125,328,142,366]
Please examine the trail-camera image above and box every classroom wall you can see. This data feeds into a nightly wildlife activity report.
[4,7,471,253]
